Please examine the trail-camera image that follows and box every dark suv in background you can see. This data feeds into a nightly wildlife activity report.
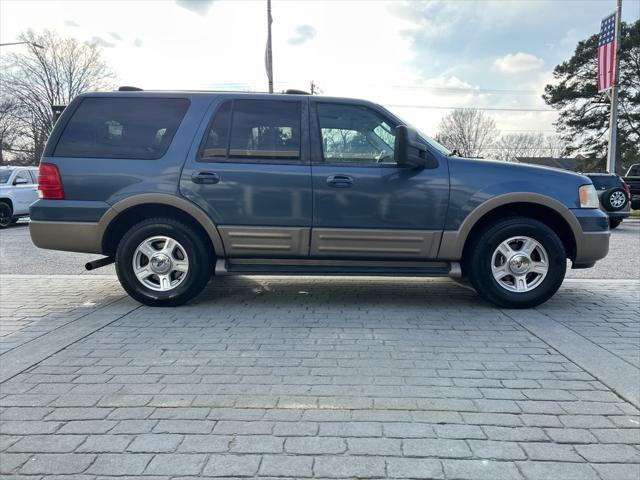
[585,173,631,229]
[30,91,610,308]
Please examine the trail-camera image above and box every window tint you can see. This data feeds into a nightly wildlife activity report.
[0,170,13,184]
[588,175,620,190]
[54,97,190,159]
[15,170,33,184]
[201,102,231,159]
[229,100,300,160]
[317,103,395,165]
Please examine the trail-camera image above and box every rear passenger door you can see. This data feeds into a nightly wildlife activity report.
[180,97,312,257]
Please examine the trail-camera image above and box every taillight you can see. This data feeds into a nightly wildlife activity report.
[38,163,64,199]
[622,181,631,200]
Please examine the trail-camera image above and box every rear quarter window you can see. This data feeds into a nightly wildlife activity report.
[54,97,190,160]
[588,175,620,190]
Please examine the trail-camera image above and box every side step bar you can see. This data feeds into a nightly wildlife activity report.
[215,259,462,278]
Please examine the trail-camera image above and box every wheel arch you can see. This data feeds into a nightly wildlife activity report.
[99,194,225,256]
[0,197,14,210]
[439,193,580,263]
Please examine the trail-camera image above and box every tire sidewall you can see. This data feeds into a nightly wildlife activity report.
[0,203,13,228]
[116,220,211,306]
[469,219,566,308]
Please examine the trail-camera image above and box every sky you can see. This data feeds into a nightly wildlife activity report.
[1,0,638,138]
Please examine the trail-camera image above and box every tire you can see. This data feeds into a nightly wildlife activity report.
[465,217,566,309]
[632,199,640,211]
[0,202,13,229]
[115,217,213,306]
[601,187,627,211]
[609,217,623,229]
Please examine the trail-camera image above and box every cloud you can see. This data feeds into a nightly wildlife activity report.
[175,0,215,16]
[288,25,316,46]
[109,32,123,41]
[494,52,544,73]
[64,19,79,27]
[90,36,115,48]
[134,38,143,48]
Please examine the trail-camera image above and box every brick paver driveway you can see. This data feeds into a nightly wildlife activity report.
[1,275,639,479]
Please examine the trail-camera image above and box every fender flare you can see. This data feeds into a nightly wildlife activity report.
[97,193,225,255]
[437,192,581,260]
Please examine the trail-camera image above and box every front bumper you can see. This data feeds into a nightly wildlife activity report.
[570,208,610,268]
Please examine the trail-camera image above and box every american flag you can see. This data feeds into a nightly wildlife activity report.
[597,13,617,92]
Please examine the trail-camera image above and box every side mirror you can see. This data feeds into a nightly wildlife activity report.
[394,125,435,168]
[14,177,28,185]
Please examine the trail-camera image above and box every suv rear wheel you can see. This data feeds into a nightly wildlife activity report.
[465,217,566,308]
[115,217,213,306]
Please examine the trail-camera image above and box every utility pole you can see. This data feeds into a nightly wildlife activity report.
[266,0,274,93]
[606,0,622,174]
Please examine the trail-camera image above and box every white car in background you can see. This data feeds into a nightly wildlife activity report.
[0,166,39,228]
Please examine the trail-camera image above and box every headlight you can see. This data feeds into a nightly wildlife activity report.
[579,184,599,208]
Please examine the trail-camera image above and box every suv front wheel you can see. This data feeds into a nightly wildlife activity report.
[115,218,213,306]
[465,217,566,308]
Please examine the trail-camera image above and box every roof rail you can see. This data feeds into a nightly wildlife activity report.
[284,89,310,95]
[118,86,143,91]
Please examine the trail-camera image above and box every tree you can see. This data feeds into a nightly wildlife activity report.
[1,30,115,165]
[435,108,499,158]
[543,19,639,174]
[494,132,544,161]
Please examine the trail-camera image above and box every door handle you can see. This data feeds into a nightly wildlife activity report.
[191,171,220,185]
[326,174,354,188]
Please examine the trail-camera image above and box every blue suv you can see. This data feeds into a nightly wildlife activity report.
[30,90,610,308]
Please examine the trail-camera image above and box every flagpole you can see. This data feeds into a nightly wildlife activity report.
[606,0,622,174]
[266,0,274,93]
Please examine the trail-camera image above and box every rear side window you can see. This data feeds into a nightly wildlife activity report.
[200,99,301,162]
[54,97,190,160]
[588,175,620,190]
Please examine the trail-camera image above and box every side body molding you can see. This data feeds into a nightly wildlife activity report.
[98,193,226,255]
[437,192,582,260]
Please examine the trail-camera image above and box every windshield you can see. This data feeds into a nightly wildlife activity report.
[380,105,452,156]
[0,170,14,184]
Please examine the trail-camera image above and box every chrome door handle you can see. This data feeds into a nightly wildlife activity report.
[191,171,220,184]
[326,174,354,188]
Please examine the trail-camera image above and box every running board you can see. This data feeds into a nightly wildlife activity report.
[215,259,461,278]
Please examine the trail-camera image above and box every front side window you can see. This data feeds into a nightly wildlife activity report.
[14,170,33,184]
[317,103,395,165]
[54,97,190,160]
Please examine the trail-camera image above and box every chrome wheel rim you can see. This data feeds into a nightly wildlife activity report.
[132,236,189,292]
[491,236,548,293]
[610,191,626,208]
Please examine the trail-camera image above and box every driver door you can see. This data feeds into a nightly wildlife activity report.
[309,100,449,259]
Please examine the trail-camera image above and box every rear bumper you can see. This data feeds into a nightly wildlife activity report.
[30,220,102,254]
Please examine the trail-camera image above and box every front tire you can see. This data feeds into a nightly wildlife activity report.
[465,217,566,309]
[0,202,13,229]
[115,217,213,306]
[609,217,623,229]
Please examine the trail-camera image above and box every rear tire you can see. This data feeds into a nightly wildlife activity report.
[115,217,213,306]
[609,217,623,229]
[465,217,566,309]
[0,202,13,229]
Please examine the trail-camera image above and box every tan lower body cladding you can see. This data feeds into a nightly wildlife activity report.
[218,226,442,259]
